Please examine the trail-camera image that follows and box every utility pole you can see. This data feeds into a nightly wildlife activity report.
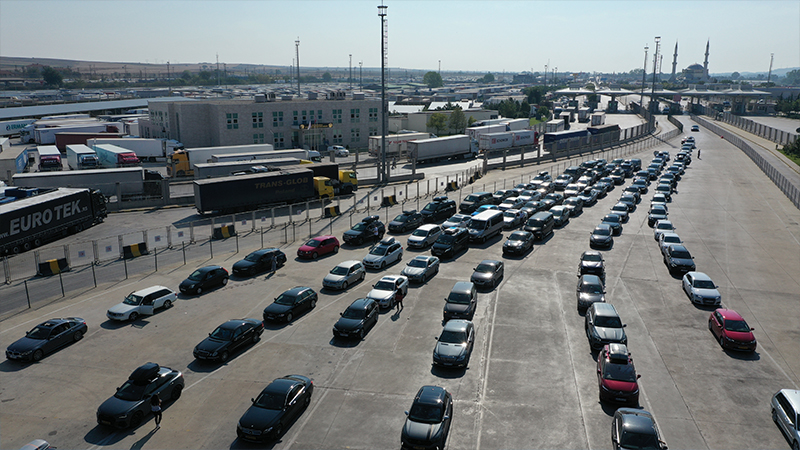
[216,53,220,85]
[650,36,661,121]
[295,38,300,95]
[349,54,353,91]
[641,44,648,105]
[359,61,363,87]
[767,53,774,84]
[378,2,388,183]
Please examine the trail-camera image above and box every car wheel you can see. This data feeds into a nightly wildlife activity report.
[285,313,293,323]
[719,335,724,347]
[73,330,84,342]
[342,281,348,290]
[310,299,317,309]
[304,395,311,407]
[196,287,203,295]
[171,384,183,401]
[130,410,144,428]
[220,351,229,362]
[380,261,386,269]
[164,300,172,309]
[274,424,283,439]
[312,252,318,259]
[252,333,260,343]
[359,328,365,340]
[772,408,779,423]
[333,246,339,254]
[32,349,44,362]
[708,320,713,331]
[360,272,365,281]
[221,277,228,286]
[129,312,139,322]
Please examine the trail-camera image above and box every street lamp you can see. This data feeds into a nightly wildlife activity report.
[359,61,363,87]
[378,2,388,183]
[641,44,649,106]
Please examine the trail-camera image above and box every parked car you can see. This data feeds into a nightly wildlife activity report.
[542,192,564,209]
[343,215,385,245]
[471,204,499,216]
[96,363,184,428]
[388,210,424,233]
[597,343,640,406]
[234,248,287,275]
[322,260,366,290]
[521,200,546,217]
[503,230,534,255]
[401,255,440,283]
[578,251,605,282]
[551,205,570,227]
[179,265,229,295]
[491,189,514,205]
[431,226,469,259]
[653,220,676,242]
[421,196,457,222]
[459,192,493,214]
[770,389,800,450]
[107,286,176,322]
[367,275,409,309]
[193,318,265,362]
[401,386,453,450]
[577,274,606,312]
[443,281,477,321]
[663,244,696,274]
[407,224,444,249]
[648,205,669,227]
[708,308,757,352]
[433,320,474,368]
[333,298,379,339]
[611,408,667,450]
[658,232,683,256]
[564,197,584,216]
[297,236,339,259]
[601,214,623,236]
[263,287,318,322]
[442,214,471,229]
[498,196,524,211]
[585,303,627,350]
[691,124,700,131]
[502,209,527,229]
[577,188,599,206]
[609,203,629,222]
[470,260,504,289]
[590,224,614,249]
[524,211,555,240]
[682,272,721,306]
[6,317,87,362]
[654,184,673,201]
[236,375,314,443]
[362,236,403,270]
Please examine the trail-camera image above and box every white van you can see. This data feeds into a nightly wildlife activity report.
[467,210,504,243]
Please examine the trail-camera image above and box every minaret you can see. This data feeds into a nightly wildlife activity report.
[669,41,678,82]
[703,39,710,79]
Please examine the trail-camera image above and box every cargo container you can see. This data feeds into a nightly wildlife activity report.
[0,187,107,254]
[407,135,479,163]
[511,129,538,147]
[0,119,36,137]
[12,167,155,197]
[590,112,606,126]
[479,132,514,151]
[587,124,621,142]
[210,151,292,163]
[543,129,591,144]
[368,132,431,158]
[37,146,63,172]
[466,124,506,141]
[54,132,127,152]
[546,119,565,133]
[88,138,183,162]
[578,108,592,123]
[503,118,530,131]
[278,162,358,195]
[558,112,572,130]
[194,168,316,215]
[66,144,100,170]
[194,157,301,179]
[93,144,140,168]
[168,143,297,177]
[35,123,123,145]
[20,118,102,143]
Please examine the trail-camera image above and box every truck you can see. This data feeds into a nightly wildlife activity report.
[193,164,354,215]
[558,112,572,130]
[66,145,100,170]
[466,124,506,141]
[511,130,538,147]
[368,132,431,158]
[55,132,127,152]
[278,162,358,195]
[12,167,161,198]
[587,124,621,143]
[210,151,295,164]
[590,112,606,126]
[578,108,592,123]
[194,157,302,179]
[21,118,102,143]
[0,119,37,137]
[167,143,316,178]
[406,135,479,164]
[87,138,184,162]
[503,118,530,131]
[0,187,107,255]
[34,123,124,145]
[37,146,63,172]
[93,144,140,168]
[546,119,565,133]
[479,132,513,151]
[543,129,591,144]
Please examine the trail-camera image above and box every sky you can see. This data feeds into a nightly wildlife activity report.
[1,0,798,75]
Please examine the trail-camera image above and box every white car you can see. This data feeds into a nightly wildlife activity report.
[653,220,675,241]
[107,286,177,321]
[362,236,403,270]
[658,232,683,256]
[407,224,443,248]
[682,271,721,306]
[367,275,409,309]
[442,214,471,229]
[498,197,524,211]
[329,145,349,157]
[401,255,440,283]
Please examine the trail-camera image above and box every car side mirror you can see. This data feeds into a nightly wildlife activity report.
[637,374,642,379]
[622,324,627,328]
[435,337,439,340]
[750,327,755,331]
[208,333,212,336]
[251,398,255,403]
[444,298,448,302]
[404,411,409,416]
[339,312,343,316]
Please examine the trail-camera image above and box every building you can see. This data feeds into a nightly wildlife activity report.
[388,109,497,134]
[139,92,382,151]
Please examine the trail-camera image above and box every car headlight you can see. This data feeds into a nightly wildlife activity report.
[591,329,600,339]
[433,351,440,359]
[119,413,128,419]
[20,350,32,355]
[600,385,610,392]
[211,351,218,356]
[456,354,467,361]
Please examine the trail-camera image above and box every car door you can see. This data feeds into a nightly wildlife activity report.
[367,303,378,329]
[140,293,156,316]
[230,324,247,351]
[45,324,69,352]
[284,385,304,421]
[496,262,504,282]
[710,311,723,338]
[683,273,693,296]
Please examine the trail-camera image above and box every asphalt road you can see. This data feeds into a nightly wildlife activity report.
[1,116,799,450]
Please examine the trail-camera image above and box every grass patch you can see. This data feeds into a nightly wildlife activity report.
[528,118,545,126]
[777,147,800,167]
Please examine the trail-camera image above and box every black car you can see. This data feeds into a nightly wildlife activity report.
[541,192,564,209]
[491,189,514,205]
[263,287,318,323]
[611,408,668,450]
[590,224,614,249]
[503,231,534,255]
[179,265,229,295]
[232,248,286,277]
[610,169,626,185]
[401,386,453,450]
[601,214,623,236]
[520,200,546,217]
[421,196,457,223]
[618,195,637,212]
[6,317,87,362]
[663,244,696,274]
[431,227,469,259]
[237,375,314,443]
[343,215,385,245]
[332,298,379,339]
[459,191,493,213]
[578,251,605,281]
[647,205,669,227]
[193,319,265,362]
[470,259,504,289]
[388,210,424,233]
[97,362,184,428]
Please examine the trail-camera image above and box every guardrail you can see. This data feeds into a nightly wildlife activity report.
[717,111,798,146]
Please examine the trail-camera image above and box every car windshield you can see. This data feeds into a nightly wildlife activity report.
[693,279,715,289]
[581,283,603,294]
[303,240,320,248]
[651,207,666,214]
[663,236,680,244]
[423,203,438,211]
[594,227,611,236]
[439,330,467,344]
[408,403,444,424]
[464,195,480,202]
[470,220,487,230]
[26,326,51,340]
[370,246,389,256]
[274,293,298,306]
[509,232,528,240]
[603,362,637,382]
[115,380,148,401]
[342,307,366,320]
[393,214,408,222]
[612,205,626,212]
[657,223,673,230]
[374,280,395,290]
[671,249,691,259]
[619,430,660,450]
[503,211,517,218]
[254,390,287,410]
[188,270,204,281]
[545,194,559,200]
[523,202,539,209]
[475,263,496,273]
[330,265,350,275]
[412,228,429,237]
[724,319,751,332]
[209,326,234,341]
[245,252,264,262]
[408,259,427,268]
[437,234,456,244]
[603,215,620,223]
[595,316,623,328]
[123,293,144,306]
[494,191,505,196]
[447,292,472,304]
[583,253,602,262]
[527,219,544,227]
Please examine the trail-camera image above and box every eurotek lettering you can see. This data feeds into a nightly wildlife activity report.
[8,200,84,236]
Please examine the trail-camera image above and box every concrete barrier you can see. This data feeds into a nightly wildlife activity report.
[212,224,236,240]
[122,242,149,259]
[324,205,341,218]
[37,258,69,276]
[381,195,398,207]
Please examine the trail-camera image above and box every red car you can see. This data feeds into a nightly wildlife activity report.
[297,235,340,259]
[708,308,757,352]
[597,343,640,406]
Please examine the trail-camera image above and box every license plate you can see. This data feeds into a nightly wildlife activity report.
[100,420,112,426]
[739,346,750,350]
[442,362,452,366]
[339,332,348,337]
[243,435,257,441]
[615,398,626,402]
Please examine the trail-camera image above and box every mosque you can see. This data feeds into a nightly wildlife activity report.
[668,40,713,83]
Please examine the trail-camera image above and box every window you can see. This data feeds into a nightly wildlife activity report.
[332,130,343,144]
[226,113,239,129]
[292,111,299,126]
[253,133,265,144]
[332,109,342,124]
[272,111,283,127]
[316,109,324,121]
[369,107,379,122]
[252,112,263,128]
[369,126,378,136]
[273,132,285,149]
[350,108,360,123]
[350,128,361,143]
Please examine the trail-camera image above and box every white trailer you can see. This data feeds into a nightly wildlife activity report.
[546,119,565,133]
[194,157,301,179]
[479,132,514,151]
[36,146,63,172]
[35,123,122,145]
[578,108,592,123]
[12,167,146,197]
[407,135,479,164]
[368,132,431,158]
[590,112,606,126]
[93,144,141,168]
[66,144,100,170]
[0,119,36,137]
[466,124,506,141]
[21,118,102,142]
[210,151,292,163]
[503,118,529,131]
[88,138,183,162]
[511,130,537,147]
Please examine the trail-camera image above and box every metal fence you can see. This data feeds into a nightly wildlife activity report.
[717,111,798,146]
[692,114,800,210]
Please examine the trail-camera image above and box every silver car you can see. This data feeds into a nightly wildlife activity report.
[362,237,403,270]
[682,271,721,306]
[322,260,366,290]
[442,214,471,229]
[407,224,443,248]
[658,232,683,256]
[107,286,177,321]
[433,320,475,368]
[401,255,440,283]
[653,220,675,241]
[771,389,800,450]
[367,275,409,309]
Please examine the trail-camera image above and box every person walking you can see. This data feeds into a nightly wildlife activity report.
[150,393,162,430]
[697,148,701,159]
[395,289,404,311]
[269,255,277,274]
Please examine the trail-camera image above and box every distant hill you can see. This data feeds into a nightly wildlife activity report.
[711,68,798,78]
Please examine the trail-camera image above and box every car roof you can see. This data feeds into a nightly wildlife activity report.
[443,319,471,333]
[415,385,448,405]
[264,377,301,394]
[379,275,404,282]
[660,232,680,240]
[378,236,396,246]
[283,286,311,296]
[668,244,689,253]
[580,274,603,285]
[478,260,500,266]
[196,265,222,273]
[220,319,253,329]
[656,220,673,226]
[348,298,375,310]
[36,318,74,328]
[309,235,335,241]
[777,389,800,412]
[444,226,467,235]
[618,409,658,436]
[412,255,435,261]
[132,285,172,296]
[451,281,474,294]
[689,271,712,281]
[417,224,441,231]
[591,302,619,316]
[337,260,362,269]
[607,343,629,362]
[581,250,603,259]
[716,308,744,321]
[595,223,612,231]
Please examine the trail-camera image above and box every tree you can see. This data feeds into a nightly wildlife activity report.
[41,66,63,87]
[322,72,332,82]
[537,106,550,120]
[731,72,741,80]
[448,107,467,134]
[427,112,448,135]
[523,86,546,106]
[783,69,800,86]
[180,70,192,81]
[479,73,495,83]
[468,116,477,126]
[423,71,443,88]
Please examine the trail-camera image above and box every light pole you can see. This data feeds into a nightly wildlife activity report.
[295,38,300,95]
[359,61,363,87]
[650,36,661,119]
[349,54,352,91]
[378,2,388,183]
[641,44,649,106]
